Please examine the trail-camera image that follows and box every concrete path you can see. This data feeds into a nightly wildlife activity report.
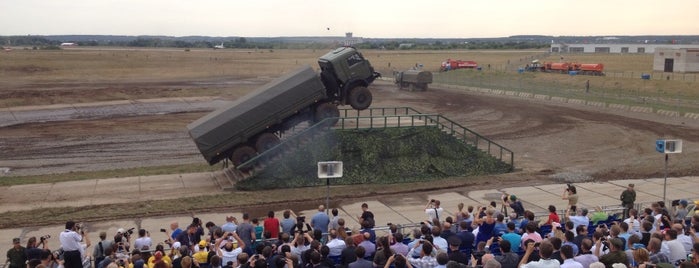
[1,176,697,260]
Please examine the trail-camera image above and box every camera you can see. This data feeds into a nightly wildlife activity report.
[40,235,51,241]
[53,249,64,260]
[296,216,305,223]
[430,199,435,203]
[125,227,135,236]
[533,242,540,247]
[160,228,167,233]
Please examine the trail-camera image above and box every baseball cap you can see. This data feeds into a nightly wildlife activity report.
[172,242,181,249]
[12,238,20,244]
[628,183,634,187]
[509,195,517,201]
[198,240,208,248]
[117,228,125,234]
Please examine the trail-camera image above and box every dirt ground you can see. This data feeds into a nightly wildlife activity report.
[2,78,698,180]
[1,74,699,231]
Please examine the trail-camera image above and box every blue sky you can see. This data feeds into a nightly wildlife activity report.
[1,0,697,38]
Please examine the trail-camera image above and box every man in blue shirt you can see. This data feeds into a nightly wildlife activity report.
[311,205,330,236]
[502,222,522,254]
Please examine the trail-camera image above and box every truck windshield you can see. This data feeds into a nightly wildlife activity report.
[346,53,364,67]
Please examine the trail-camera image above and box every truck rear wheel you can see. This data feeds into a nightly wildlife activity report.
[420,83,428,91]
[314,102,340,126]
[255,133,280,152]
[230,146,257,169]
[349,86,372,110]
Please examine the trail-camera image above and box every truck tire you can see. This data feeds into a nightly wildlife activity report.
[255,133,280,152]
[314,102,340,126]
[348,86,372,110]
[230,146,257,169]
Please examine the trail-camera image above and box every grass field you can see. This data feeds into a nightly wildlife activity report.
[1,47,697,110]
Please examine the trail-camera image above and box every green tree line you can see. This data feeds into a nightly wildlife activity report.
[1,36,548,50]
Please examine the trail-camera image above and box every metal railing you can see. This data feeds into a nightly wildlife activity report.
[237,107,514,171]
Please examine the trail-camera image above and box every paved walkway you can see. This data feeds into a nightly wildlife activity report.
[0,175,697,259]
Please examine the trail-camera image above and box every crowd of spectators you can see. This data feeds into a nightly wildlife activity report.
[5,187,699,268]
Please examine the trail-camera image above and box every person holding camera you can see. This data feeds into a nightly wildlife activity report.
[59,220,84,268]
[25,236,49,262]
[562,184,579,213]
[406,240,437,268]
[291,229,314,261]
[216,231,246,267]
[595,237,629,268]
[518,240,559,268]
[134,229,152,251]
[502,194,525,219]
[425,199,443,223]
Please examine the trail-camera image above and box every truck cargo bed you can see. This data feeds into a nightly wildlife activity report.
[187,65,326,164]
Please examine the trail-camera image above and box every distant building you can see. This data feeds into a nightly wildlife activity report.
[60,42,77,46]
[343,32,363,46]
[653,48,699,73]
[550,43,699,54]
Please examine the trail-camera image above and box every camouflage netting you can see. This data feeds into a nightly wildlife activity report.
[235,127,511,190]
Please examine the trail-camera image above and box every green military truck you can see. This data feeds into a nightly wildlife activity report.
[187,47,380,167]
[394,69,432,91]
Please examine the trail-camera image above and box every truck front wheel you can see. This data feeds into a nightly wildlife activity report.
[348,86,372,110]
[230,146,257,170]
[314,102,340,126]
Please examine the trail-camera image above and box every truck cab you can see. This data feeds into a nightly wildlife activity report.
[318,47,380,110]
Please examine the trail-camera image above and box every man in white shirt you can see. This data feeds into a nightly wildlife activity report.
[133,229,152,250]
[671,224,693,254]
[431,226,449,253]
[661,229,687,264]
[566,208,590,236]
[622,209,641,237]
[326,229,346,257]
[425,199,444,223]
[59,221,84,268]
[216,231,245,267]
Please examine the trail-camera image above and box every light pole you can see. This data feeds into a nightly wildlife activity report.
[318,161,343,215]
[655,139,682,204]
